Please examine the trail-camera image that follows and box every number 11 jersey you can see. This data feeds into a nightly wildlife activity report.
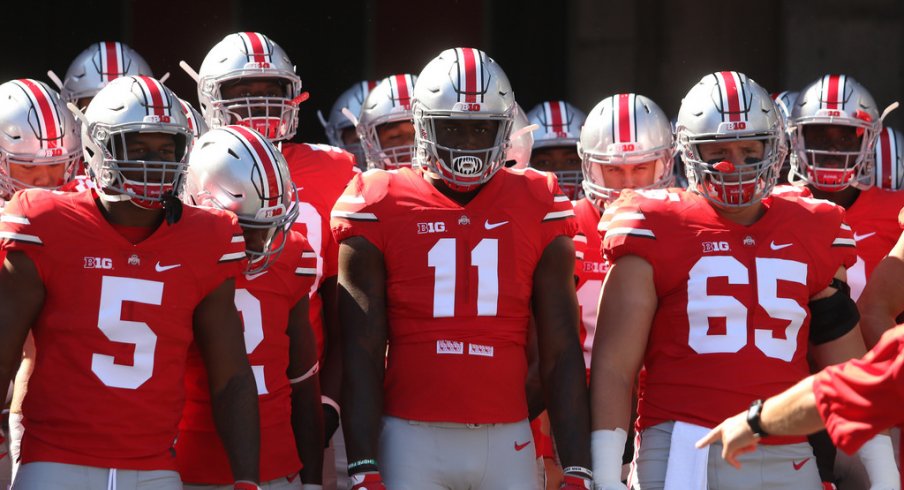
[331,167,577,424]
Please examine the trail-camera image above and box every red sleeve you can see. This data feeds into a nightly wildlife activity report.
[329,170,389,252]
[813,326,904,454]
[798,197,857,293]
[537,171,578,246]
[322,231,340,279]
[600,190,660,270]
[0,190,48,270]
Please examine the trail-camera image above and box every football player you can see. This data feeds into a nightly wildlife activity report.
[179,126,324,490]
[788,75,904,305]
[53,41,154,110]
[332,47,592,490]
[590,71,894,489]
[319,80,378,169]
[0,76,261,489]
[356,74,417,170]
[191,31,360,489]
[526,101,587,199]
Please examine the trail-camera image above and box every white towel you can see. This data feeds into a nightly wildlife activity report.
[663,421,710,490]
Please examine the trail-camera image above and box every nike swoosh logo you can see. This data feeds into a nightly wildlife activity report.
[514,440,531,451]
[484,219,509,230]
[245,271,269,281]
[854,231,876,242]
[770,241,793,251]
[155,262,181,272]
[792,457,810,471]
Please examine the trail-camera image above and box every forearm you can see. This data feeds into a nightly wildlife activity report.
[319,276,342,402]
[542,342,592,469]
[211,370,261,483]
[292,382,324,484]
[759,376,825,436]
[590,363,635,432]
[340,350,384,463]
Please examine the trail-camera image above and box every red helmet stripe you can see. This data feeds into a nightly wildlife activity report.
[366,80,378,91]
[135,76,168,116]
[879,127,893,189]
[230,125,282,208]
[717,71,742,122]
[460,48,479,104]
[241,32,269,63]
[824,74,844,110]
[549,101,566,133]
[17,79,61,149]
[394,74,411,108]
[179,100,196,134]
[617,94,634,143]
[102,42,122,83]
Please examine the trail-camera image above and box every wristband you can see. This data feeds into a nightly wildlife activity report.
[856,434,899,488]
[321,395,341,416]
[591,428,627,484]
[562,466,593,480]
[348,458,379,474]
[289,361,319,384]
[234,481,261,490]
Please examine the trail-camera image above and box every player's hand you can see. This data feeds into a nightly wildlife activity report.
[233,481,261,490]
[350,471,386,490]
[560,474,592,489]
[695,411,760,469]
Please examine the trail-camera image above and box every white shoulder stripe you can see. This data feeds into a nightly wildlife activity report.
[0,215,29,225]
[331,210,379,221]
[575,251,585,260]
[337,194,366,204]
[840,223,852,231]
[605,227,655,238]
[832,237,855,247]
[573,234,588,244]
[218,251,246,262]
[301,251,318,259]
[542,209,575,221]
[295,267,317,275]
[553,195,570,203]
[231,235,245,243]
[610,212,645,222]
[0,231,42,244]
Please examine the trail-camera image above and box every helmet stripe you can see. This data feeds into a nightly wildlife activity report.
[16,79,62,150]
[548,101,565,134]
[230,125,283,209]
[102,42,122,83]
[616,94,636,143]
[179,100,196,135]
[716,71,743,122]
[135,76,169,116]
[824,74,844,110]
[460,48,478,103]
[394,74,411,109]
[241,32,270,63]
[878,127,894,189]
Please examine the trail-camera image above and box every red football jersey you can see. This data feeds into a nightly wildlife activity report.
[0,189,245,470]
[573,198,607,374]
[601,189,856,435]
[331,167,577,423]
[840,187,904,300]
[282,142,359,360]
[813,324,904,487]
[177,230,317,484]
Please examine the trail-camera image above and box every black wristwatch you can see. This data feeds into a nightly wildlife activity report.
[746,399,769,438]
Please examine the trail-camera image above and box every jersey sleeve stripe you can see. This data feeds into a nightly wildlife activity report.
[0,215,30,225]
[542,209,575,221]
[832,237,855,247]
[231,235,245,243]
[575,251,585,260]
[337,194,366,204]
[610,212,646,222]
[295,267,317,276]
[0,231,43,245]
[605,227,656,239]
[218,251,246,262]
[840,223,852,231]
[573,234,588,244]
[301,251,318,259]
[553,195,570,203]
[330,210,379,221]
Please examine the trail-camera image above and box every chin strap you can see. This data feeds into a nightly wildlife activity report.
[162,191,183,225]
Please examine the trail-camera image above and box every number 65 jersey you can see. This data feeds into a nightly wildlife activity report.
[601,189,856,434]
[0,189,246,470]
[331,167,577,424]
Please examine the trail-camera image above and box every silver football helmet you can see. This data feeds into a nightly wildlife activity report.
[677,71,787,207]
[504,103,533,169]
[61,42,153,105]
[197,32,302,142]
[527,100,587,198]
[318,80,376,167]
[413,47,515,191]
[579,93,674,205]
[0,79,81,198]
[81,76,192,209]
[357,74,417,169]
[874,126,904,191]
[185,125,298,274]
[179,99,208,141]
[789,75,881,191]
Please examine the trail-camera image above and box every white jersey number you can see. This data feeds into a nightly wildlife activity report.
[92,276,162,389]
[427,238,499,317]
[235,288,268,395]
[687,256,807,362]
[294,201,324,296]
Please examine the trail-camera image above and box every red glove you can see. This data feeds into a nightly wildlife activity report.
[233,482,261,490]
[822,483,838,490]
[560,474,593,489]
[350,471,386,490]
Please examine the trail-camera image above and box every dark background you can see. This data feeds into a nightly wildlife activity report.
[5,0,903,141]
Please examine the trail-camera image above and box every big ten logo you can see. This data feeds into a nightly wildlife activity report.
[554,130,569,139]
[453,102,482,112]
[719,121,747,131]
[702,241,730,253]
[143,114,172,124]
[37,148,64,158]
[84,257,113,269]
[816,109,844,118]
[247,61,272,69]
[607,143,636,153]
[582,261,609,274]
[417,221,446,234]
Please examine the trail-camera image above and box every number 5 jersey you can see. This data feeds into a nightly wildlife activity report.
[331,167,577,424]
[601,189,856,437]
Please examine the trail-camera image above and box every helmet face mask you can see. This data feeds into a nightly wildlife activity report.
[197,32,302,142]
[83,76,192,209]
[184,125,299,274]
[874,126,904,190]
[0,79,82,199]
[413,48,515,192]
[677,72,786,208]
[789,74,881,192]
[579,93,674,207]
